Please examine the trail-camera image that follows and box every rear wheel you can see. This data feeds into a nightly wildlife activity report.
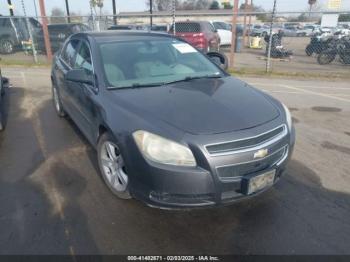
[317,51,336,65]
[0,38,14,54]
[97,132,131,199]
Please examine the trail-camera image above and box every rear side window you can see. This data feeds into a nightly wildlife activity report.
[61,39,80,67]
[172,23,200,33]
[74,41,93,75]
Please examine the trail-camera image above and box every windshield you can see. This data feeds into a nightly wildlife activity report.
[99,38,223,89]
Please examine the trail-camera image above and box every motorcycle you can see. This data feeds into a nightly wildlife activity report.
[305,34,335,56]
[264,31,293,58]
[317,36,350,65]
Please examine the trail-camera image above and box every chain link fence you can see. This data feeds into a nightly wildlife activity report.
[0,8,349,77]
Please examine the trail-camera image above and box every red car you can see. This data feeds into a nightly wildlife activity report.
[169,21,220,52]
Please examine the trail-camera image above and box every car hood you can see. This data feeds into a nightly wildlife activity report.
[111,76,280,135]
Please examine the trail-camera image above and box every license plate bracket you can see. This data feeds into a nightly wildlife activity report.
[242,170,276,195]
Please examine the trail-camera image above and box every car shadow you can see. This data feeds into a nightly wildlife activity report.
[0,86,100,255]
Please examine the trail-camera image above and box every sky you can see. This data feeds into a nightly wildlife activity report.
[0,0,349,17]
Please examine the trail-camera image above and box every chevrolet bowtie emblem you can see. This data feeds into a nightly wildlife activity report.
[254,149,268,159]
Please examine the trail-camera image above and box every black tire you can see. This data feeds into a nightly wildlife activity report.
[97,132,131,200]
[305,45,313,56]
[0,38,14,54]
[52,85,66,117]
[317,51,336,65]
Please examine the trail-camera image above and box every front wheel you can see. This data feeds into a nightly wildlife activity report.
[0,38,14,54]
[97,132,131,199]
[317,51,336,65]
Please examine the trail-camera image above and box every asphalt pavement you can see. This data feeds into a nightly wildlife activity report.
[0,67,349,255]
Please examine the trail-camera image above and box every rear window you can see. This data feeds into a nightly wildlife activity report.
[173,23,201,33]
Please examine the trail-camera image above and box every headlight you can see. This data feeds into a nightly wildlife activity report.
[133,130,196,167]
[282,103,292,131]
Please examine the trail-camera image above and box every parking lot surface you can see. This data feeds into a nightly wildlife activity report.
[0,67,349,255]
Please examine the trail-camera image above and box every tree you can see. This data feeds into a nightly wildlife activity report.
[90,0,104,16]
[146,0,177,11]
[209,0,220,9]
[50,7,66,24]
[223,2,233,9]
[195,0,211,9]
[339,14,350,22]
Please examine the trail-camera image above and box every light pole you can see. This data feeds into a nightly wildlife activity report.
[7,0,14,16]
[112,0,117,25]
[65,0,71,23]
[266,0,277,73]
[229,0,239,69]
[150,0,153,27]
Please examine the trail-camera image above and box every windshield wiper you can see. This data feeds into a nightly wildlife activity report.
[109,82,165,90]
[164,74,222,85]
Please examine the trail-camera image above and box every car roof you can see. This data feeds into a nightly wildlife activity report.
[76,30,174,42]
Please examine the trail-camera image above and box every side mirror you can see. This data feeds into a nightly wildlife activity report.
[207,52,228,71]
[65,69,93,85]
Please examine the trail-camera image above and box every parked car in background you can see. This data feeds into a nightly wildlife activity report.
[302,24,320,36]
[0,66,9,131]
[108,24,146,31]
[149,25,169,32]
[37,23,91,53]
[250,24,270,36]
[169,21,220,52]
[0,16,41,54]
[283,25,309,37]
[210,21,232,46]
[51,31,295,209]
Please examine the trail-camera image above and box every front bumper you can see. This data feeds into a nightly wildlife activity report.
[128,125,295,210]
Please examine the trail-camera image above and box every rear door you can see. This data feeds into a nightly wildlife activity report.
[69,40,96,143]
[55,39,80,118]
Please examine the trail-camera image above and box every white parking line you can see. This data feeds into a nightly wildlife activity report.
[279,84,350,103]
[249,82,350,90]
[261,89,301,94]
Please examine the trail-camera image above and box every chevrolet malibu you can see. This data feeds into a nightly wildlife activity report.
[51,31,295,209]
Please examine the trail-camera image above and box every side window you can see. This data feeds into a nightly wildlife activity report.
[207,22,216,32]
[74,41,93,75]
[61,39,80,67]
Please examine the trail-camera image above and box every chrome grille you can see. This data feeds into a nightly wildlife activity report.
[216,146,287,180]
[206,125,286,155]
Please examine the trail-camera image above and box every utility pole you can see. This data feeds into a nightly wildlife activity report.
[7,0,14,16]
[112,0,117,25]
[21,0,38,63]
[308,0,316,20]
[229,0,239,69]
[150,0,153,28]
[266,0,277,73]
[242,0,248,47]
[248,0,253,36]
[65,0,71,23]
[38,0,52,61]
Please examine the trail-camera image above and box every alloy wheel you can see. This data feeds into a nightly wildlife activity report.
[1,40,13,54]
[100,141,129,193]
